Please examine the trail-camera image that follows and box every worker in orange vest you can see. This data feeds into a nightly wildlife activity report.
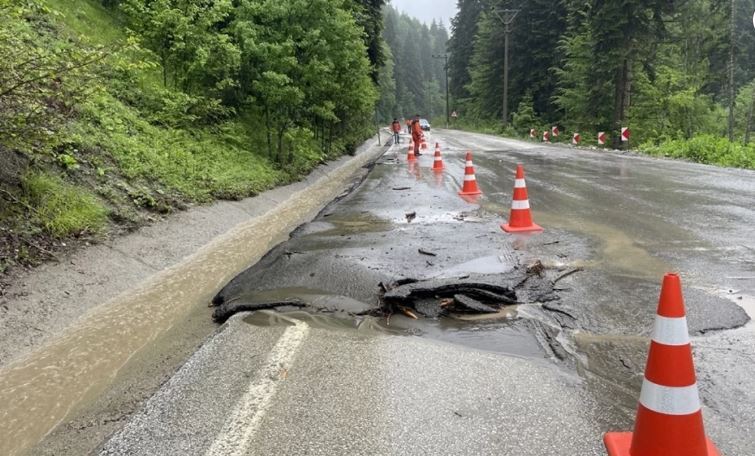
[411,114,423,157]
[391,118,401,144]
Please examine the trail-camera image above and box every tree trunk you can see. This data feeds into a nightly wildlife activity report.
[612,56,631,149]
[727,0,735,141]
[745,87,755,146]
[265,106,273,158]
[277,128,285,164]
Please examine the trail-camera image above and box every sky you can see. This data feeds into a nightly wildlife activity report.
[389,0,459,28]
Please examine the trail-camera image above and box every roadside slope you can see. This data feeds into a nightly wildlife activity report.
[0,137,386,456]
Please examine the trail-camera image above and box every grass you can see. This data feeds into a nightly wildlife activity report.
[70,90,286,203]
[639,135,755,169]
[44,0,126,45]
[23,172,109,237]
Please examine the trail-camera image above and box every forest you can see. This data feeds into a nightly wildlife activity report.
[447,0,755,165]
[377,5,450,124]
[0,0,384,273]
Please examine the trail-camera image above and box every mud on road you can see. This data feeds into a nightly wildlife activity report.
[210,130,753,454]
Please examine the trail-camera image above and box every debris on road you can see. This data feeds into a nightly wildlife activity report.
[418,248,437,257]
[379,269,559,318]
[553,267,585,284]
[399,306,418,320]
[405,211,416,222]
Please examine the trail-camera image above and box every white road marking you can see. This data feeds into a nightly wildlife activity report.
[205,319,309,456]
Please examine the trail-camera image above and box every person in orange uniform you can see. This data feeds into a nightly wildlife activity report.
[411,114,423,157]
[391,118,401,144]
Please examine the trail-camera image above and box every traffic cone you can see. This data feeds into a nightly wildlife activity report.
[603,273,721,456]
[501,164,542,233]
[407,142,417,161]
[432,143,445,171]
[458,152,482,196]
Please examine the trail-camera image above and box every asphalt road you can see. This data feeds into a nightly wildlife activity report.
[100,129,754,455]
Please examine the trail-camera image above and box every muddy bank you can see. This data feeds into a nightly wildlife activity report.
[0,136,387,456]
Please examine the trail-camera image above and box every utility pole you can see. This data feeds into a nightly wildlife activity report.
[727,0,736,141]
[432,53,450,128]
[493,8,520,128]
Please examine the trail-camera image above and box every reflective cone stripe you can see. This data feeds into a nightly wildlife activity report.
[604,274,720,456]
[458,152,482,196]
[432,146,445,171]
[501,164,542,233]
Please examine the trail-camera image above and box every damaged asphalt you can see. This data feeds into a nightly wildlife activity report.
[101,129,754,455]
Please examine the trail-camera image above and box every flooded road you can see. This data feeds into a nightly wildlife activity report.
[201,129,753,454]
[6,129,754,455]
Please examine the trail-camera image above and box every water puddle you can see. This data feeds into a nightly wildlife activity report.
[318,212,393,236]
[535,212,671,279]
[0,150,379,456]
[243,310,398,336]
[429,255,517,279]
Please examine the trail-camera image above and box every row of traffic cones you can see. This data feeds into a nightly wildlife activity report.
[407,141,543,233]
[404,141,722,456]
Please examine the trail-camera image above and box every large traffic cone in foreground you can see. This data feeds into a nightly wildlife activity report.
[432,143,445,171]
[501,164,542,233]
[604,273,720,456]
[458,152,482,196]
[407,142,417,161]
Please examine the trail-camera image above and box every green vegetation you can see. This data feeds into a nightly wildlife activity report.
[23,173,108,237]
[377,5,449,123]
[0,0,385,273]
[640,135,755,169]
[443,0,755,168]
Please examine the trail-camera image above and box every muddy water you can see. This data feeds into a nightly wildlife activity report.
[0,149,380,456]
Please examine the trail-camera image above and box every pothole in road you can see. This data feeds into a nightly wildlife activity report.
[212,265,570,360]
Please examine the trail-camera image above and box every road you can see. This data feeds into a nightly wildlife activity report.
[97,129,754,455]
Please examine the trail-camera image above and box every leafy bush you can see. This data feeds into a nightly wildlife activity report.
[23,173,109,237]
[640,135,755,169]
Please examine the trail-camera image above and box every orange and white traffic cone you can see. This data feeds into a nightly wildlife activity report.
[432,143,445,171]
[603,273,721,456]
[407,142,417,162]
[458,151,482,196]
[501,164,542,233]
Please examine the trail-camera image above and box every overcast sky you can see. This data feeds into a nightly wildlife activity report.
[390,0,458,28]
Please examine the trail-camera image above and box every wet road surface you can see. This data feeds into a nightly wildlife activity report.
[102,129,754,455]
